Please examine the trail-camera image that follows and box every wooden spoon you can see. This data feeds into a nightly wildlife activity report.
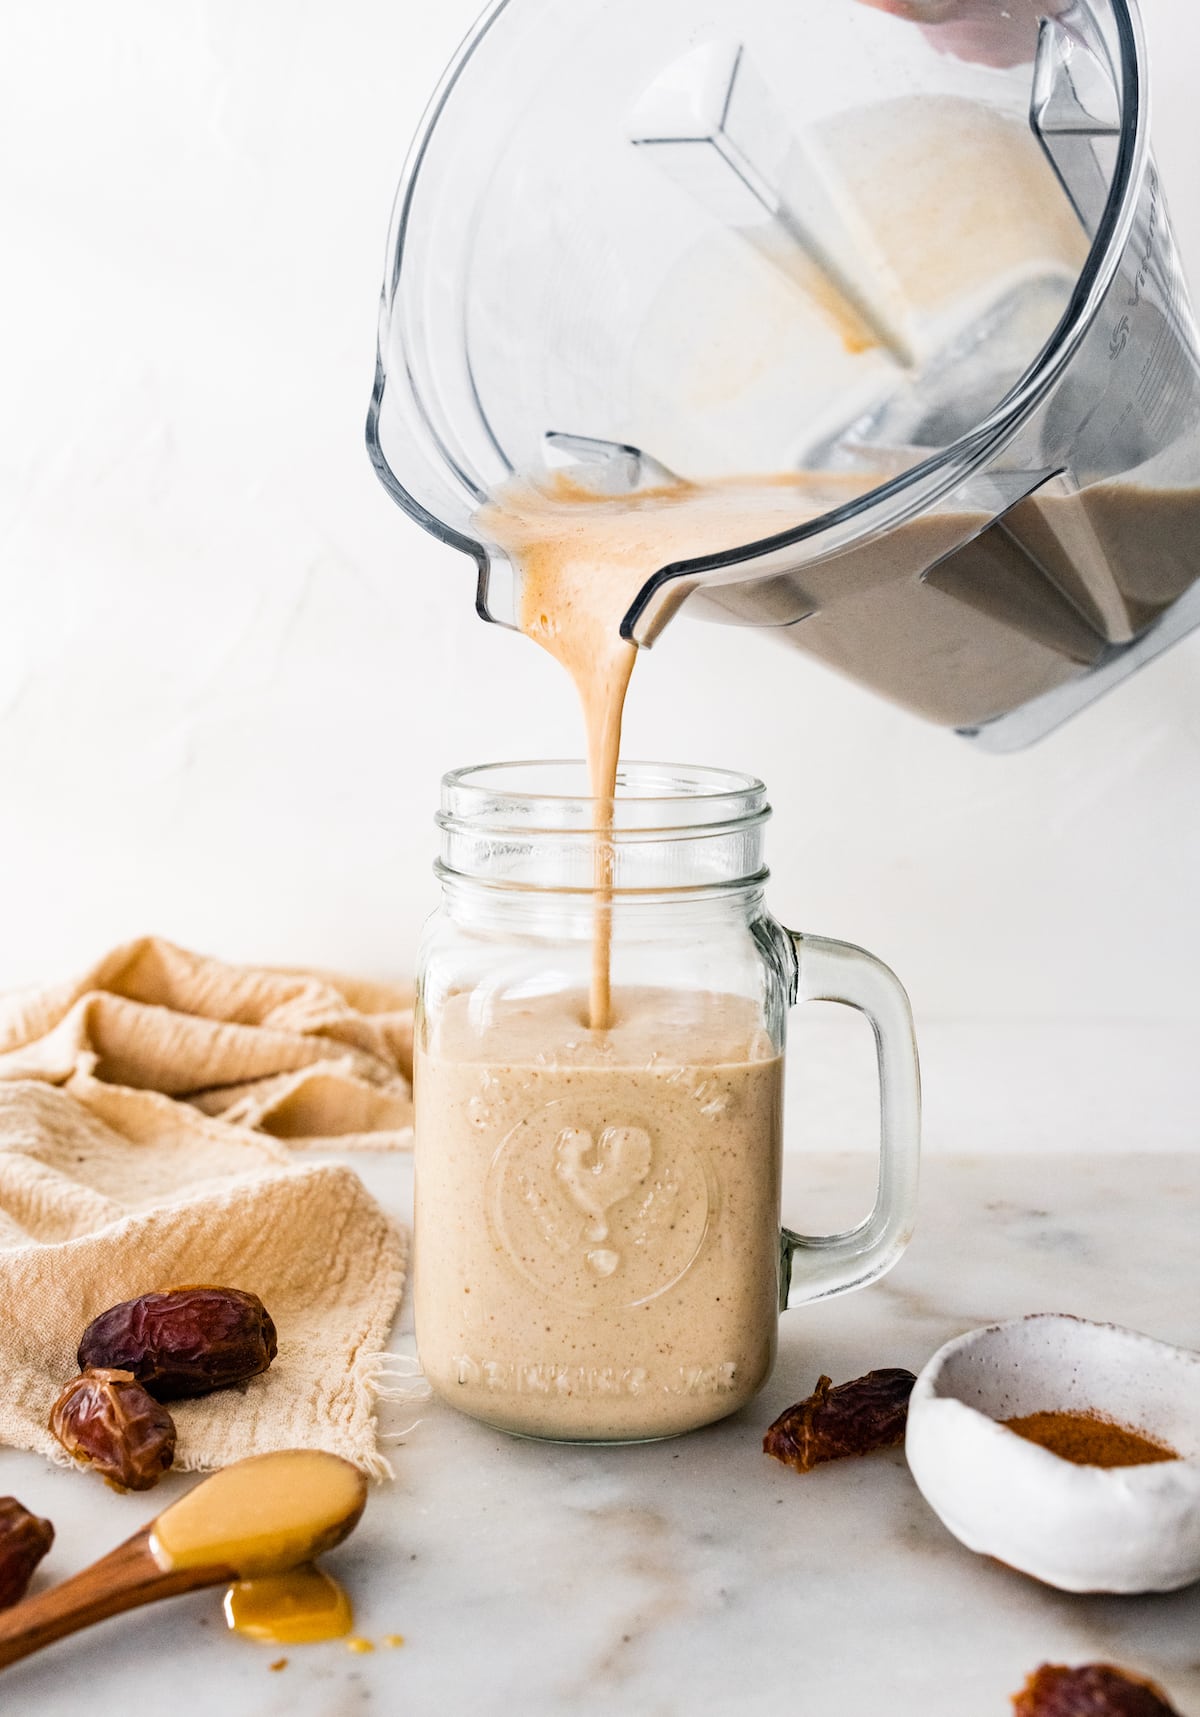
[0,1449,368,1672]
[0,1523,231,1671]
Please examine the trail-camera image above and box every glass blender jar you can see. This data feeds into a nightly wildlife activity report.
[368,0,1200,749]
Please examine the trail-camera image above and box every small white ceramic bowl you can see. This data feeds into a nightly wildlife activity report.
[905,1314,1200,1593]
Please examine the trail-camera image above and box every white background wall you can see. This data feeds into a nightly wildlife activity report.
[1,1,1198,1070]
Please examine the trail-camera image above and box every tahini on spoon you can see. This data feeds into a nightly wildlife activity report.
[0,1448,367,1671]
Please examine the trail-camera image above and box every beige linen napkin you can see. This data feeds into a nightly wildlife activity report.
[0,940,418,1477]
[0,935,414,1147]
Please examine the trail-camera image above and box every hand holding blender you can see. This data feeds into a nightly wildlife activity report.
[857,0,1066,66]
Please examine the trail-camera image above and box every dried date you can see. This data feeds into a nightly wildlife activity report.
[0,1497,54,1608]
[763,1368,917,1474]
[50,1368,176,1492]
[1013,1664,1182,1717]
[78,1286,278,1400]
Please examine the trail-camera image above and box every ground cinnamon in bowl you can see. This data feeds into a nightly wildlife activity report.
[1003,1411,1178,1468]
[907,1317,1200,1590]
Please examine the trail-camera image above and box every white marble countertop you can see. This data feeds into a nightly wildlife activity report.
[4,1150,1200,1717]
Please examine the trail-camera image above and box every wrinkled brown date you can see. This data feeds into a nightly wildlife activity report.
[0,1497,54,1608]
[78,1286,278,1400]
[50,1368,177,1492]
[763,1368,917,1474]
[1013,1664,1182,1717]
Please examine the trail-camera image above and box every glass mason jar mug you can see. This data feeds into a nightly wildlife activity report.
[413,761,921,1442]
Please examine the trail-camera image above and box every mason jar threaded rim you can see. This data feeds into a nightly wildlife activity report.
[436,760,771,895]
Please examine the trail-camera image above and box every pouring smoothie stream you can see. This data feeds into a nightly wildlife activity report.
[478,470,874,1028]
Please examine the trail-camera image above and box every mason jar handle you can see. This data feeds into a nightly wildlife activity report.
[780,932,921,1310]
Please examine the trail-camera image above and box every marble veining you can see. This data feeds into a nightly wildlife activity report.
[2,1151,1199,1716]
